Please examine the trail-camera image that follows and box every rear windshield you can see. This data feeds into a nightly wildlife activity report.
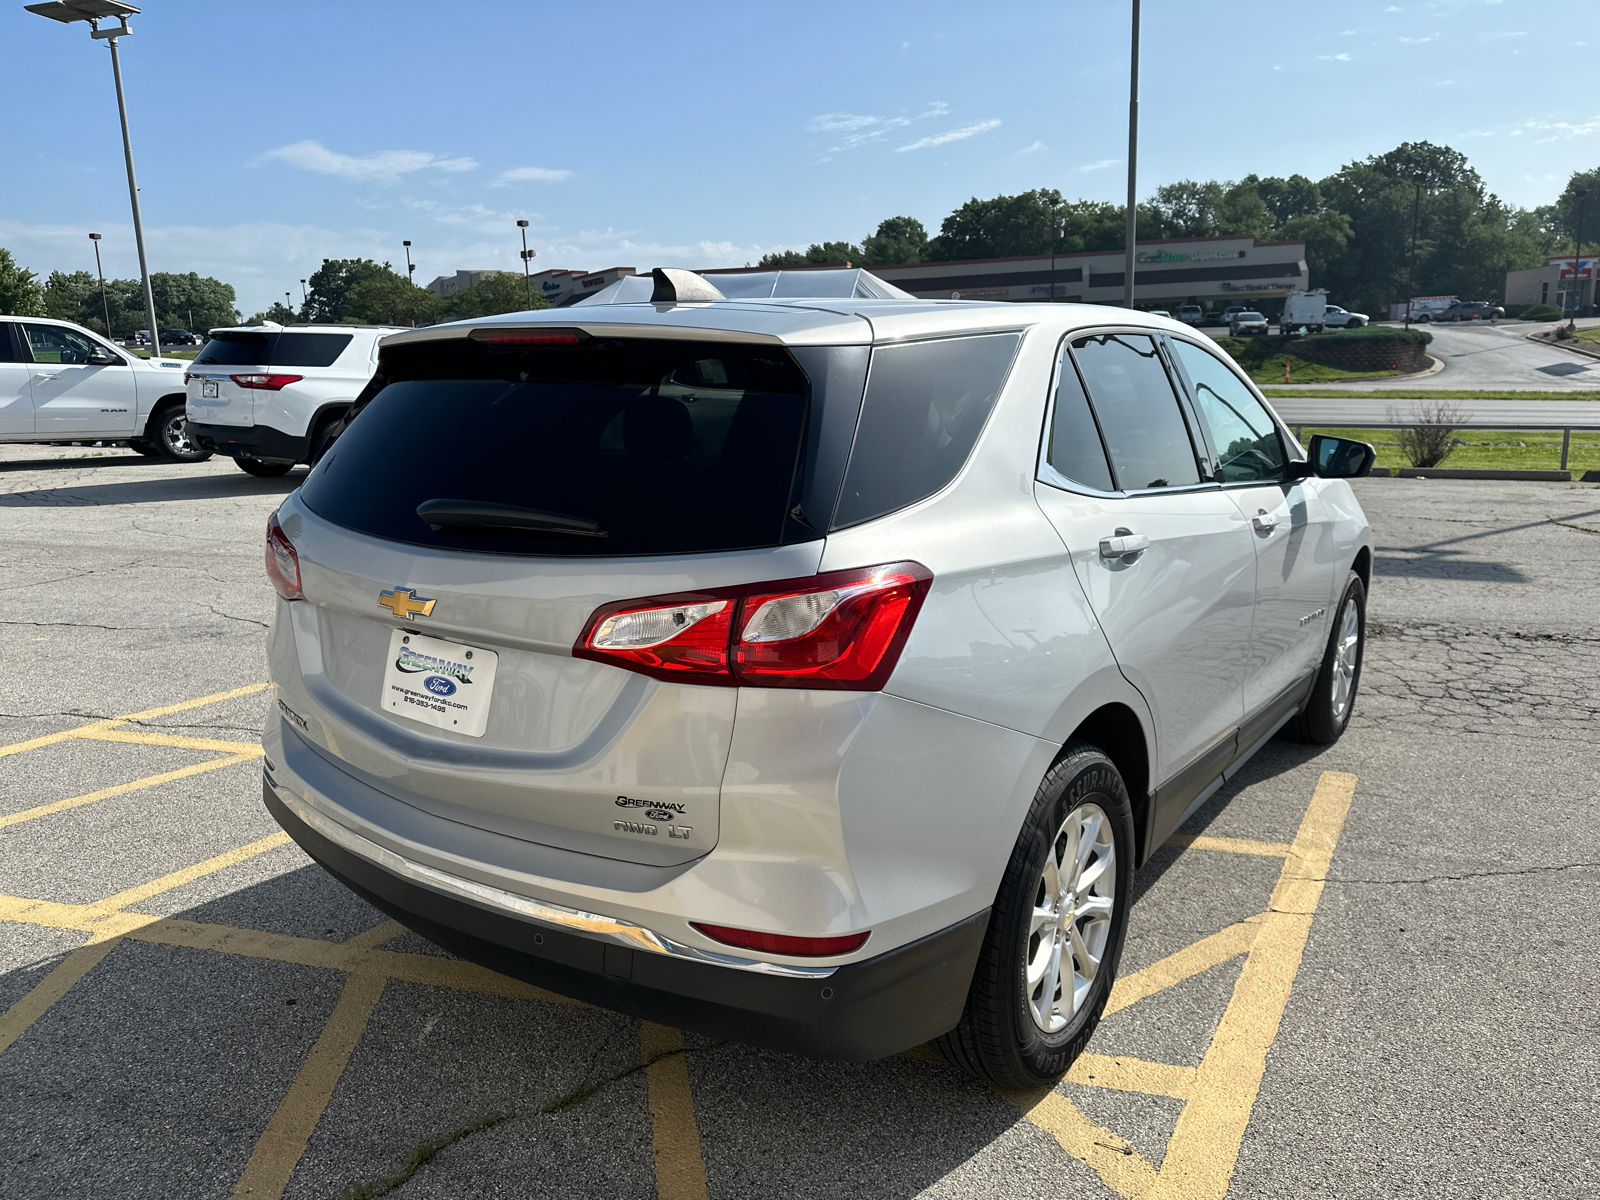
[196,331,353,367]
[301,337,814,558]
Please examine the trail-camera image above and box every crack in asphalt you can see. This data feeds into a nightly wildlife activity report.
[1324,862,1600,886]
[203,604,270,629]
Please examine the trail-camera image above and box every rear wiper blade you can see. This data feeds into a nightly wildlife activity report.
[416,499,609,539]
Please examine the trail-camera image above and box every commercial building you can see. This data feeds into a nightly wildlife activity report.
[1505,255,1597,315]
[425,266,638,307]
[860,235,1308,308]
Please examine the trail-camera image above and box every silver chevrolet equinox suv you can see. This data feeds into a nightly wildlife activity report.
[261,268,1374,1088]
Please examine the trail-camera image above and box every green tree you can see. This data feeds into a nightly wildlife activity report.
[859,216,929,267]
[759,241,861,267]
[247,302,299,325]
[0,248,45,316]
[1278,211,1353,279]
[342,276,440,326]
[437,271,548,320]
[150,272,239,332]
[43,270,99,328]
[304,258,403,322]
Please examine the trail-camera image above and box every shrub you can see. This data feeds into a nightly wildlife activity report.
[1513,303,1564,322]
[1389,400,1464,468]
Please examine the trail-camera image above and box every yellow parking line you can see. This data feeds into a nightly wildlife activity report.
[1148,771,1358,1200]
[0,682,270,760]
[1009,1087,1159,1199]
[79,728,265,755]
[0,935,122,1056]
[1066,1053,1197,1101]
[341,918,407,950]
[641,1023,710,1200]
[1102,919,1259,1018]
[231,971,388,1200]
[1167,833,1293,858]
[85,832,291,916]
[0,750,262,830]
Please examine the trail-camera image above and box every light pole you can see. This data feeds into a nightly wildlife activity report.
[28,1,162,356]
[1572,188,1589,323]
[299,278,308,305]
[87,232,113,337]
[517,219,534,308]
[1122,0,1141,310]
[402,240,415,287]
[1403,184,1422,330]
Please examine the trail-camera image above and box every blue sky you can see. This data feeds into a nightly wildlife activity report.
[1,0,1592,315]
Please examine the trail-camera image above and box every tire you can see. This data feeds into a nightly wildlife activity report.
[128,438,162,458]
[1283,570,1366,745]
[234,455,294,478]
[1417,314,1431,324]
[147,400,213,463]
[936,743,1135,1089]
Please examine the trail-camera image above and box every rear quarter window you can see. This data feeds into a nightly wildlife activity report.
[195,331,353,368]
[830,332,1021,530]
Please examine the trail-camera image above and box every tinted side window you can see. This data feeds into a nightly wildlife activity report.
[1045,348,1114,492]
[1169,339,1287,483]
[1070,333,1200,490]
[832,333,1021,529]
[271,333,353,368]
[196,332,275,365]
[0,324,24,363]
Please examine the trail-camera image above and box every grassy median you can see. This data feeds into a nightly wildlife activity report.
[1292,426,1600,474]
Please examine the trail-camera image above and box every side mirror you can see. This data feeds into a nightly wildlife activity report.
[1300,433,1375,479]
[87,346,122,366]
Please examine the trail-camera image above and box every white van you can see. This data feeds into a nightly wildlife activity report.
[185,323,403,477]
[1281,290,1328,333]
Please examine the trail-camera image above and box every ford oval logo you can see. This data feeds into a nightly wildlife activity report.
[646,809,674,821]
[424,675,456,696]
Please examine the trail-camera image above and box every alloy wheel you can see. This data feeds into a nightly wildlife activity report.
[1330,597,1361,721]
[161,410,199,458]
[1026,802,1116,1034]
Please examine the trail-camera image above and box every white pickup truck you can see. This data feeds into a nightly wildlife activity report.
[0,315,207,461]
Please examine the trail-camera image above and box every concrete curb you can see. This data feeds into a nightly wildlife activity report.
[1526,332,1600,362]
[1369,467,1573,481]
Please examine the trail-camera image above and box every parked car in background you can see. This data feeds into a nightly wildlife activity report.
[1220,305,1250,326]
[259,272,1375,1090]
[160,328,203,347]
[1440,300,1502,322]
[1281,290,1328,334]
[1387,297,1456,323]
[0,315,209,461]
[1229,311,1269,336]
[1321,305,1368,329]
[1177,305,1203,325]
[186,322,403,477]
[1199,310,1227,327]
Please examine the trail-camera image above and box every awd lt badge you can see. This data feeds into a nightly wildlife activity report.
[378,587,436,621]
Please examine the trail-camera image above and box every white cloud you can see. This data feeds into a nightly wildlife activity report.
[896,119,1002,152]
[1477,29,1525,40]
[1019,140,1048,154]
[259,140,477,183]
[493,166,573,186]
[1317,52,1353,61]
[1399,34,1437,42]
[1076,158,1119,173]
[1516,114,1600,143]
[808,103,949,152]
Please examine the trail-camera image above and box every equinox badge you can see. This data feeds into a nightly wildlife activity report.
[378,587,436,621]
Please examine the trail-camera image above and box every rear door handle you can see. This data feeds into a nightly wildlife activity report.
[1252,511,1278,532]
[1099,531,1150,559]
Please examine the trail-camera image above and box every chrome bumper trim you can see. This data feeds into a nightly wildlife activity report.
[275,784,838,980]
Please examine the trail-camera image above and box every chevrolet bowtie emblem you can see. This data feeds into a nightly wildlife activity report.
[378,587,436,621]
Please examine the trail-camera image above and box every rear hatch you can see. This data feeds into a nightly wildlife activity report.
[188,329,355,426]
[277,320,869,866]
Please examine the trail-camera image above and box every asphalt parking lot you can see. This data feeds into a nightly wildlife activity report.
[2,445,1597,1199]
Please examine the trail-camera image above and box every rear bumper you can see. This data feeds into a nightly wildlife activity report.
[189,421,308,463]
[263,779,988,1060]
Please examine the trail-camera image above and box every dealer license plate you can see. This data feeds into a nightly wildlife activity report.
[201,380,219,398]
[379,629,498,738]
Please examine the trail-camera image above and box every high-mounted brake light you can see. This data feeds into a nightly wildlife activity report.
[573,562,932,691]
[265,513,302,600]
[468,327,586,346]
[232,373,303,390]
[691,923,871,958]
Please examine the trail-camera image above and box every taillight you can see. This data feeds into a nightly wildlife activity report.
[573,562,932,691]
[691,922,870,958]
[469,327,587,346]
[231,373,304,390]
[265,513,302,600]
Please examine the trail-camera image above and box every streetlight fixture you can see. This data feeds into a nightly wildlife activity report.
[516,219,534,308]
[87,232,113,337]
[27,1,161,356]
[299,278,308,304]
[1572,188,1589,325]
[402,240,415,285]
[1122,0,1141,310]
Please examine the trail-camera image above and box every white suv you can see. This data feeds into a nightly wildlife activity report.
[261,270,1374,1087]
[0,315,207,461]
[185,323,402,477]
